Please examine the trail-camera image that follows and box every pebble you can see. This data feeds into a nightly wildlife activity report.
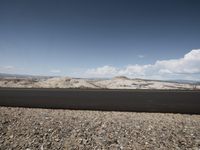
[0,107,200,149]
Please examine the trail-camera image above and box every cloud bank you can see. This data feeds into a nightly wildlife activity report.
[85,49,200,80]
[0,65,16,73]
[50,69,61,73]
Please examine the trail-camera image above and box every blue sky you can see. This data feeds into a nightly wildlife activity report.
[0,0,200,80]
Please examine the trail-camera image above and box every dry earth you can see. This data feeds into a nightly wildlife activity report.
[0,107,200,150]
[0,76,199,90]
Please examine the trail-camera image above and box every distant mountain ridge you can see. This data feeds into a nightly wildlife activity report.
[0,73,53,79]
[168,80,200,85]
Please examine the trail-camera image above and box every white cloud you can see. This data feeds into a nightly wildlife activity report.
[2,66,14,70]
[85,65,117,77]
[153,49,200,74]
[85,49,200,80]
[0,65,15,73]
[138,55,144,58]
[50,69,61,73]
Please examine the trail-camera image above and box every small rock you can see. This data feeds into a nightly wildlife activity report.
[55,138,60,142]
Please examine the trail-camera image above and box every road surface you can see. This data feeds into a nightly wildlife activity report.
[0,88,200,114]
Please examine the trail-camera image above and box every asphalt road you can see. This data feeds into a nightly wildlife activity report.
[0,88,200,114]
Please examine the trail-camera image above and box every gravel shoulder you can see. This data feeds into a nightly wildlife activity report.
[0,107,200,150]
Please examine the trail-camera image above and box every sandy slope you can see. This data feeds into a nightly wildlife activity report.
[34,77,98,89]
[0,76,199,90]
[94,78,196,89]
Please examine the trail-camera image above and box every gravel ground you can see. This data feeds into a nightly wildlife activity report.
[0,107,200,150]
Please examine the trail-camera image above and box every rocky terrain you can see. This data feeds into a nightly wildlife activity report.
[0,107,200,149]
[0,76,199,90]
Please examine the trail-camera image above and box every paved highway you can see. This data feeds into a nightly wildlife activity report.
[0,88,200,114]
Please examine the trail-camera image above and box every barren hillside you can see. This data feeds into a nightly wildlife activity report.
[0,76,199,90]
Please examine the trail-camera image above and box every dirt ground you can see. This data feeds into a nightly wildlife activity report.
[0,107,200,150]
